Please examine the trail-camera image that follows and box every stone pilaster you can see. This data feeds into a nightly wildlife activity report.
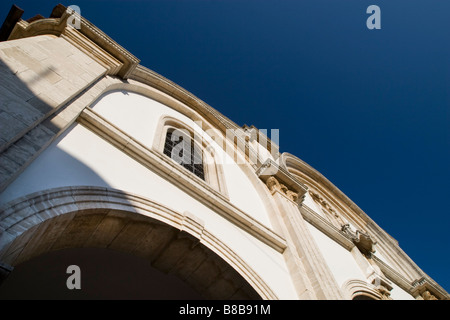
[265,176,344,300]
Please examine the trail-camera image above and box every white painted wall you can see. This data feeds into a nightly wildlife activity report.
[302,193,327,219]
[89,90,272,226]
[306,222,366,289]
[0,122,297,299]
[389,281,415,300]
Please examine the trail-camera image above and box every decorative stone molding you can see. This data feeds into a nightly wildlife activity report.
[7,4,139,79]
[341,224,376,256]
[366,269,393,300]
[263,176,344,299]
[151,114,229,198]
[411,277,449,300]
[309,190,345,224]
[130,65,269,170]
[300,204,355,251]
[342,279,390,300]
[60,26,123,76]
[285,190,299,203]
[265,176,299,202]
[377,284,393,300]
[422,291,438,300]
[257,159,307,202]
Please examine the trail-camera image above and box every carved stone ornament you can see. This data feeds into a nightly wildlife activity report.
[422,290,438,300]
[341,224,376,256]
[266,176,299,202]
[309,190,346,224]
[377,285,392,300]
[411,277,446,300]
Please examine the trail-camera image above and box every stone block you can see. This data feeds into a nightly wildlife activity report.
[0,112,26,145]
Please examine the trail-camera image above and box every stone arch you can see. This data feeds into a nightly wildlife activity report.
[342,279,382,300]
[0,186,278,299]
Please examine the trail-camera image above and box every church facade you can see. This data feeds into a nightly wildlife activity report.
[0,4,447,300]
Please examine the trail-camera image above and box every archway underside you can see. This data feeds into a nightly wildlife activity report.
[0,189,264,300]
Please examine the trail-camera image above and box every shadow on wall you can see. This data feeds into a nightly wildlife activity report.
[0,54,261,300]
[0,127,205,299]
[0,49,65,190]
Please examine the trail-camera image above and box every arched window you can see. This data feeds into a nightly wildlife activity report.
[153,116,229,198]
[163,128,205,180]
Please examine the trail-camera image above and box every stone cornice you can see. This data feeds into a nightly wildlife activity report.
[281,153,383,232]
[130,65,240,133]
[281,153,404,258]
[372,256,449,300]
[7,5,139,79]
[77,107,287,254]
[281,152,449,296]
[410,276,450,300]
[300,201,450,299]
[300,204,355,251]
[256,159,308,197]
[130,65,271,169]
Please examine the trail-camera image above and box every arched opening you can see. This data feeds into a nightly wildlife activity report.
[0,187,274,299]
[0,247,204,300]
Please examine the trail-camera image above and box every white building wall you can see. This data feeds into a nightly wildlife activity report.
[306,222,366,288]
[90,91,272,226]
[0,120,298,299]
[389,281,415,300]
[302,193,327,219]
[0,90,419,300]
[306,221,415,299]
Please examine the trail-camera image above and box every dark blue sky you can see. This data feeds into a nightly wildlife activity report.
[1,0,449,293]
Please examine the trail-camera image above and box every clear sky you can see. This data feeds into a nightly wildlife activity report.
[1,0,449,293]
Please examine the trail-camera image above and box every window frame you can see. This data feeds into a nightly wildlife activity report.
[153,115,229,198]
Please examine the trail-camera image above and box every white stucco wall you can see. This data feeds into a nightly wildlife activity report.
[89,90,272,227]
[302,193,327,219]
[0,121,297,299]
[306,221,415,300]
[306,222,366,289]
[389,281,415,300]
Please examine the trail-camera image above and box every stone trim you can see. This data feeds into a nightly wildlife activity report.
[410,277,448,300]
[77,107,287,254]
[60,26,123,76]
[8,6,139,79]
[256,159,308,197]
[263,176,344,300]
[281,153,390,236]
[129,65,268,169]
[152,114,229,198]
[299,204,355,251]
[0,186,278,299]
[280,152,443,291]
[342,279,386,300]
